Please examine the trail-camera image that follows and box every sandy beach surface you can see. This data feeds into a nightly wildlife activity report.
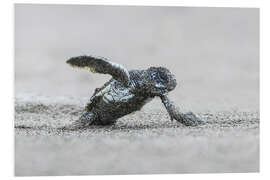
[15,94,259,176]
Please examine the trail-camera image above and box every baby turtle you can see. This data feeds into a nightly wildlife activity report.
[62,55,202,130]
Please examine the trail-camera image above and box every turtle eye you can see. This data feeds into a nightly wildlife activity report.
[151,72,160,82]
[151,71,166,89]
[158,72,168,83]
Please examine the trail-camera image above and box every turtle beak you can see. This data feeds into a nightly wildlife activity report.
[167,74,177,91]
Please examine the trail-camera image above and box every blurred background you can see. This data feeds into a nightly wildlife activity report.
[15,4,259,112]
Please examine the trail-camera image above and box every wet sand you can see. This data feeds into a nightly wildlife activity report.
[15,95,259,176]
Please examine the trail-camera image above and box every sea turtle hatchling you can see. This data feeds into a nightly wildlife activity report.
[62,55,203,130]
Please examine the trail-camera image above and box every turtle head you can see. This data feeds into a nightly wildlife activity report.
[147,67,177,96]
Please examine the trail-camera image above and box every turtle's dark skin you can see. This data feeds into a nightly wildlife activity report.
[62,55,203,130]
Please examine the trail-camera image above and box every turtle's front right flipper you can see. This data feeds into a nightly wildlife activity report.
[160,94,203,126]
[66,55,130,87]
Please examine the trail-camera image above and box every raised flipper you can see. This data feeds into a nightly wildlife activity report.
[160,94,203,126]
[59,111,98,130]
[66,55,130,86]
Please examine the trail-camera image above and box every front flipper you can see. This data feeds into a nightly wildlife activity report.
[66,55,130,86]
[160,94,203,126]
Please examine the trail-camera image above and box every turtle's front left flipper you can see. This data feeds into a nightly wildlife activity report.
[66,55,130,87]
[160,94,203,126]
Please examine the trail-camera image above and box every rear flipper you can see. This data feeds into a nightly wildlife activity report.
[59,111,98,130]
[160,94,203,126]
